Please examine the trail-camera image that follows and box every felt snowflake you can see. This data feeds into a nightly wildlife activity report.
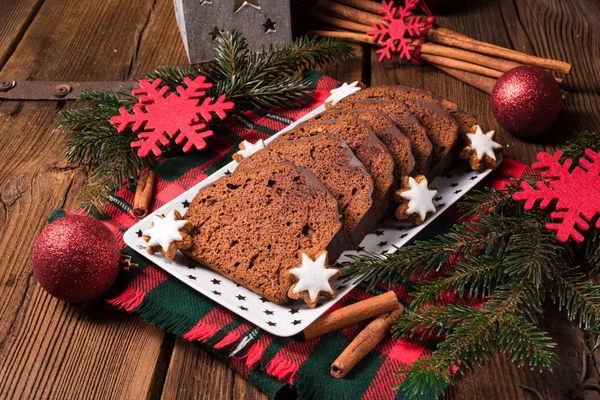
[368,0,435,63]
[110,76,234,157]
[513,149,600,242]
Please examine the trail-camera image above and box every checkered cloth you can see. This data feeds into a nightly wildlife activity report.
[49,71,527,400]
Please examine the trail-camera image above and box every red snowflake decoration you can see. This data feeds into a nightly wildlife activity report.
[368,0,435,63]
[513,149,600,242]
[110,76,234,157]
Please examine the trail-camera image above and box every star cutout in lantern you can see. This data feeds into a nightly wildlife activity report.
[262,18,276,33]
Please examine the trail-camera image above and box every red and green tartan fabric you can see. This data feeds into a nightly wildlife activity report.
[49,71,527,400]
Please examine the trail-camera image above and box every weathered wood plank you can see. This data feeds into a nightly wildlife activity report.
[0,0,175,399]
[128,0,189,78]
[161,338,234,400]
[0,0,44,69]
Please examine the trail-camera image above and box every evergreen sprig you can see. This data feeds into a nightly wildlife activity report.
[59,31,352,214]
[345,133,600,398]
[148,31,353,111]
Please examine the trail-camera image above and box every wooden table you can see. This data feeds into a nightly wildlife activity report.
[0,0,598,399]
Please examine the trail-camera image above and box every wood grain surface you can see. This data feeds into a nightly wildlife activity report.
[0,0,598,399]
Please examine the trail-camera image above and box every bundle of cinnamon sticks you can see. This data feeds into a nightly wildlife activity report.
[303,290,405,378]
[309,0,572,93]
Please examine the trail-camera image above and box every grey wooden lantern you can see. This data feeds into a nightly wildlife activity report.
[174,0,293,64]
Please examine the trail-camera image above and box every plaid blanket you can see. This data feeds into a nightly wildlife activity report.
[49,71,527,400]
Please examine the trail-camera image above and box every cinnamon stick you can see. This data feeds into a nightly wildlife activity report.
[309,30,518,73]
[331,305,404,378]
[331,0,382,14]
[421,42,522,73]
[431,64,497,94]
[303,291,399,340]
[316,0,381,26]
[316,0,571,75]
[308,30,373,45]
[421,54,504,78]
[309,30,564,85]
[427,27,572,75]
[313,12,372,33]
[133,169,155,219]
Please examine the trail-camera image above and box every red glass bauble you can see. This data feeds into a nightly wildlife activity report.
[32,215,120,302]
[491,66,562,137]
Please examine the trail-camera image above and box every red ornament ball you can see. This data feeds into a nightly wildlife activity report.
[32,215,120,302]
[491,66,562,137]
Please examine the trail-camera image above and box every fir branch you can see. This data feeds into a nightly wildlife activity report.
[76,132,146,216]
[151,32,354,112]
[584,229,600,272]
[146,65,201,89]
[553,272,600,329]
[396,282,555,398]
[457,186,512,220]
[503,228,567,289]
[561,131,600,161]
[345,213,537,291]
[497,315,558,369]
[392,304,479,339]
[409,258,501,308]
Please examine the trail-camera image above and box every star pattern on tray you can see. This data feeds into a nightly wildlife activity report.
[324,81,361,106]
[182,199,190,208]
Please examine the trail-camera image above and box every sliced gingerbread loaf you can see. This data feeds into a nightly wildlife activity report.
[273,117,395,211]
[393,85,478,136]
[313,109,416,179]
[329,100,432,174]
[342,87,459,166]
[184,162,344,304]
[236,136,376,246]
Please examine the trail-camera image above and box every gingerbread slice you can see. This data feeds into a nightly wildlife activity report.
[237,135,376,247]
[273,117,395,211]
[314,109,416,179]
[329,99,433,175]
[184,162,345,304]
[341,86,459,175]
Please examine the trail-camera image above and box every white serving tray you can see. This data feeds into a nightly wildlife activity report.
[124,93,501,337]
